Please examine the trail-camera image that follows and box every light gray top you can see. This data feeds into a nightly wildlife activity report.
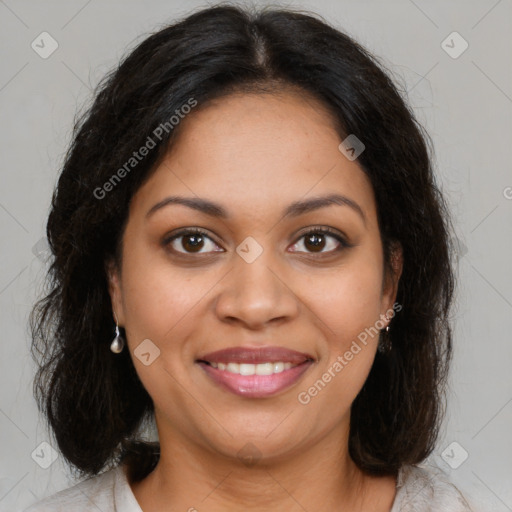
[23,463,476,511]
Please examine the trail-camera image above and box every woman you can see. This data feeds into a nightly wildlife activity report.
[26,4,474,511]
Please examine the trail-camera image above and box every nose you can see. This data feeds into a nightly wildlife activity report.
[214,249,299,330]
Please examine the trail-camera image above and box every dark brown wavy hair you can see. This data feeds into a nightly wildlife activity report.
[30,3,455,484]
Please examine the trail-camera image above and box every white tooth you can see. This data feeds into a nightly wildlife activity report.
[255,362,274,376]
[273,362,285,373]
[239,363,256,376]
[226,362,240,373]
[215,361,296,374]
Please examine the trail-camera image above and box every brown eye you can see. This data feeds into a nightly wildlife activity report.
[181,233,205,252]
[290,228,348,255]
[164,229,223,254]
[304,233,327,252]
[163,227,349,257]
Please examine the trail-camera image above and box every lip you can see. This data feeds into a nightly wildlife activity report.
[198,360,313,398]
[196,346,315,398]
[197,346,313,364]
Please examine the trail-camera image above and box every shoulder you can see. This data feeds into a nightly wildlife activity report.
[391,464,475,512]
[23,466,120,512]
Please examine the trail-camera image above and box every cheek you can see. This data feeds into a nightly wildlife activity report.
[296,264,383,424]
[293,250,384,408]
[118,246,215,405]
[119,239,215,345]
[300,258,384,344]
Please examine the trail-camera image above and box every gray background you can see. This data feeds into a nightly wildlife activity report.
[0,0,511,510]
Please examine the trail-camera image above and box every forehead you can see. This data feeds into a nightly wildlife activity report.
[130,91,377,226]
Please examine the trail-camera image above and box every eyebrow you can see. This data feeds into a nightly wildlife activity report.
[146,193,366,224]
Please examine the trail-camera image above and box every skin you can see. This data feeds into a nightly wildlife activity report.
[107,89,403,511]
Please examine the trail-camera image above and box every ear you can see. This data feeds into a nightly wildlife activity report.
[105,258,125,326]
[381,241,403,321]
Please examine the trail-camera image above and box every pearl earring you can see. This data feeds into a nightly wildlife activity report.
[110,314,125,354]
[377,318,392,353]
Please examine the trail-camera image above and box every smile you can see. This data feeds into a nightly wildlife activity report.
[209,361,297,375]
[196,346,314,398]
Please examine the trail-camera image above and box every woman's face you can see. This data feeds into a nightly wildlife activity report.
[108,90,402,463]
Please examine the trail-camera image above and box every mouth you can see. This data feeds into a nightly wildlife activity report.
[196,346,315,398]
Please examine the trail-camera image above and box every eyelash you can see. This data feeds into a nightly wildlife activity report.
[162,226,351,257]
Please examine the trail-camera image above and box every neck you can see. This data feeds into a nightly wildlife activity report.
[129,420,396,511]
